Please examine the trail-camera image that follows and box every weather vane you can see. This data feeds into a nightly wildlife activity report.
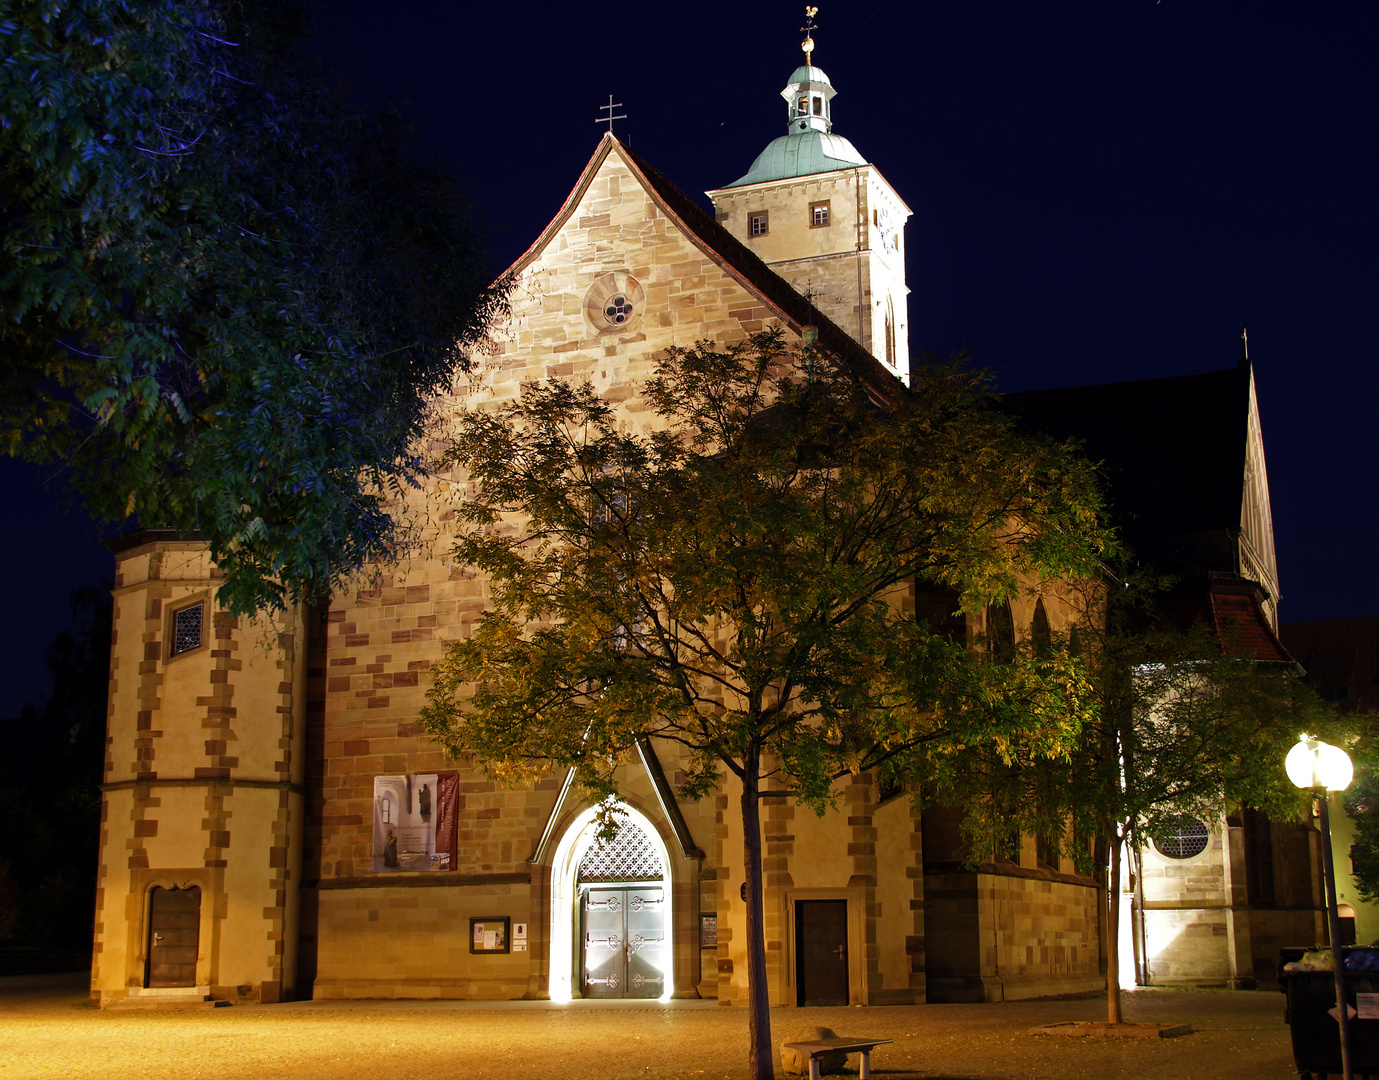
[801,6,819,64]
[595,95,626,137]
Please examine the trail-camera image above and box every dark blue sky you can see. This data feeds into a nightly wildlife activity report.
[3,0,1374,715]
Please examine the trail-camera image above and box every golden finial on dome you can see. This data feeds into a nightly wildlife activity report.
[801,6,819,65]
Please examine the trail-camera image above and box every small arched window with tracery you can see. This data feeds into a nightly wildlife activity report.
[986,601,1015,664]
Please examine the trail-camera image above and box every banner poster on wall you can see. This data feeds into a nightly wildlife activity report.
[372,771,459,872]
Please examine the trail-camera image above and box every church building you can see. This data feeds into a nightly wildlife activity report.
[88,30,1323,1008]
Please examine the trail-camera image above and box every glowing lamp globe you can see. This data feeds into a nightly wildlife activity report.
[1285,736,1354,792]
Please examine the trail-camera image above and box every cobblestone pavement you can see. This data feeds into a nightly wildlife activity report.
[1,973,1300,1079]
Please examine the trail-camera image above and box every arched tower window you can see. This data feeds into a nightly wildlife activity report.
[986,601,1015,663]
[1031,598,1052,658]
[884,298,896,365]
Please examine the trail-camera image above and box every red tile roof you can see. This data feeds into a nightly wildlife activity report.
[1209,589,1293,664]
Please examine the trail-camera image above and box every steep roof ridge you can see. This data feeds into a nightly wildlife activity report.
[503,133,904,405]
[620,142,901,401]
[1007,362,1249,402]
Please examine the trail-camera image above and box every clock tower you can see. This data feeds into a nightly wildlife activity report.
[706,17,912,380]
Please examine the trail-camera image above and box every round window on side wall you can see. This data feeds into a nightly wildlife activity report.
[1151,815,1210,860]
[584,271,646,335]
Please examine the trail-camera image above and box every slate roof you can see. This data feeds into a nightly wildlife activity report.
[1004,365,1252,546]
[1006,365,1293,664]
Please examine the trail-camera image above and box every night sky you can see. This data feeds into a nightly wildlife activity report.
[2,1,1374,716]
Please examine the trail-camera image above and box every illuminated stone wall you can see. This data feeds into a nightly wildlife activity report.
[708,166,911,380]
[1135,815,1324,989]
[91,139,1118,1008]
[302,138,771,1001]
[91,535,307,1007]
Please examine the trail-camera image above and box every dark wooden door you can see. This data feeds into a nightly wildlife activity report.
[796,899,848,1006]
[146,886,200,988]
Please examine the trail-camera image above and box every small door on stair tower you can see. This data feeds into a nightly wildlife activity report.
[146,886,200,988]
[796,899,848,1006]
[581,886,665,998]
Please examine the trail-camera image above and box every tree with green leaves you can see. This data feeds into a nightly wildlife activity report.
[955,583,1347,1025]
[1342,729,1379,902]
[419,330,1111,1080]
[1,0,504,613]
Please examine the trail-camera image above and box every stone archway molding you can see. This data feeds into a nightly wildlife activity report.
[546,803,673,1003]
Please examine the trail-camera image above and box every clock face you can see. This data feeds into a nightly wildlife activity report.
[874,204,899,256]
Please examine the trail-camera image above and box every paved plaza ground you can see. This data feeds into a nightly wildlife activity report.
[0,972,1304,1079]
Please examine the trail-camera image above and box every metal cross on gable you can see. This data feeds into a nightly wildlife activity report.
[595,95,627,136]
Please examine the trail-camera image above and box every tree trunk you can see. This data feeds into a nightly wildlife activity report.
[1106,830,1123,1024]
[741,749,774,1080]
[1131,843,1148,987]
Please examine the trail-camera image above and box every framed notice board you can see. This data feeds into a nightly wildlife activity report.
[469,916,511,954]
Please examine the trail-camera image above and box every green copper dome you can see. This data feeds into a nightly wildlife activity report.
[727,131,867,187]
[787,64,833,86]
[723,59,867,187]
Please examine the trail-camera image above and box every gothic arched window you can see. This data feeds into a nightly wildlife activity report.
[986,601,1015,664]
[1031,598,1052,658]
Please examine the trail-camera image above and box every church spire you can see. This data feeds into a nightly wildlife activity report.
[801,5,818,65]
[784,6,835,136]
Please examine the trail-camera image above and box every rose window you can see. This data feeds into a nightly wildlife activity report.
[584,272,646,334]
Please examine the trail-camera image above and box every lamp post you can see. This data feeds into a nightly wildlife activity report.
[1286,735,1355,1080]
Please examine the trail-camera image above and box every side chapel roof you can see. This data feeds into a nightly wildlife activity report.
[504,134,903,405]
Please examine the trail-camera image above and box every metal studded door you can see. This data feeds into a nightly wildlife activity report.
[624,887,666,997]
[146,886,200,988]
[582,888,626,997]
[581,886,665,998]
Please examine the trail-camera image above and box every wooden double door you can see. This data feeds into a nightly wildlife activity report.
[580,885,666,998]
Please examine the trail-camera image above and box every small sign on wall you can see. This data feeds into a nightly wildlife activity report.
[469,916,510,954]
[513,922,528,952]
[700,915,718,948]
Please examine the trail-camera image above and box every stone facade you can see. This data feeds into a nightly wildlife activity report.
[91,537,307,1006]
[89,55,1323,1004]
[89,133,1111,1008]
[1126,814,1324,989]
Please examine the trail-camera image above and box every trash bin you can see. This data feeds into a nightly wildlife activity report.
[1282,946,1379,1079]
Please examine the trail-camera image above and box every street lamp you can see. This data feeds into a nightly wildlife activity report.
[1287,735,1355,1080]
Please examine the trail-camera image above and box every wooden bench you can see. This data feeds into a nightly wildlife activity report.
[781,1037,893,1080]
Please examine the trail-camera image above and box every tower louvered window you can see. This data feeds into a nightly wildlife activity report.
[577,820,663,883]
[171,602,204,656]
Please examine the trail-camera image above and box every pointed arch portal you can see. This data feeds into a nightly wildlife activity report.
[547,804,673,1002]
